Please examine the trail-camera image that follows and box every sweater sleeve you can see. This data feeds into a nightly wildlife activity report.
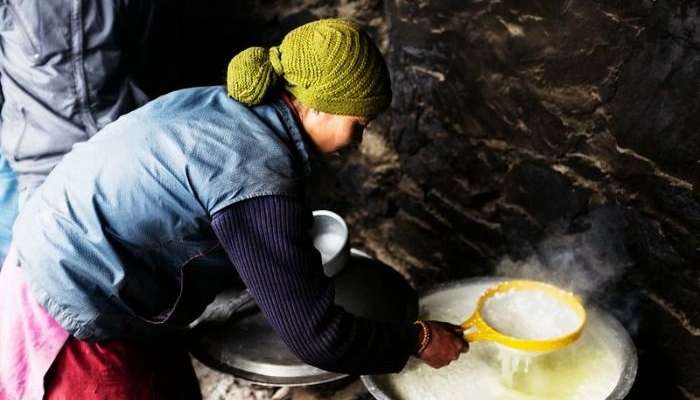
[211,195,420,375]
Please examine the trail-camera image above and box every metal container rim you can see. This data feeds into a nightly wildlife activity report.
[361,276,638,400]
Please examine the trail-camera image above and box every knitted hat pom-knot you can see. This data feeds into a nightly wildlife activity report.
[268,46,284,77]
[227,47,281,106]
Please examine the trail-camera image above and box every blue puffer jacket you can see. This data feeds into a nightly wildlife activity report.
[14,86,317,341]
[0,0,154,192]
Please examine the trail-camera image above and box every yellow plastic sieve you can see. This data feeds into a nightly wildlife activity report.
[460,279,587,353]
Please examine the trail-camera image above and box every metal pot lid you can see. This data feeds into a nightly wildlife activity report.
[361,277,638,400]
[189,249,418,387]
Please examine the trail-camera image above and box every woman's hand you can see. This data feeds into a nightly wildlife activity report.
[417,321,469,368]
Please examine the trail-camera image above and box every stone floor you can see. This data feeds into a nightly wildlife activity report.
[193,358,373,400]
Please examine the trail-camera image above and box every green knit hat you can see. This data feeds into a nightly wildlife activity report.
[226,18,391,117]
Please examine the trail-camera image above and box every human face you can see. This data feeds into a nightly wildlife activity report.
[294,104,373,154]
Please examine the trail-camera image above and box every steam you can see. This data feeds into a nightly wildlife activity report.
[495,237,626,298]
[494,206,641,335]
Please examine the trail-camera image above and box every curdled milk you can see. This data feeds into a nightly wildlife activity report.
[377,283,625,400]
[482,290,581,340]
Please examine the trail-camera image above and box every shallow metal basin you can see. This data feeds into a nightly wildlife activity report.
[361,277,638,400]
[189,249,418,386]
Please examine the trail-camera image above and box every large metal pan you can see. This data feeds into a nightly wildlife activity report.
[189,249,419,386]
[361,277,638,400]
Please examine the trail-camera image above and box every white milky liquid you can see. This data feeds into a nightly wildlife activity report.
[312,233,345,263]
[496,348,534,387]
[378,282,625,400]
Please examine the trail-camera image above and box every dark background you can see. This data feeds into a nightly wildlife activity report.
[137,1,699,398]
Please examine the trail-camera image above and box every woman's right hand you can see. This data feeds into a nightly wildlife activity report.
[417,321,469,368]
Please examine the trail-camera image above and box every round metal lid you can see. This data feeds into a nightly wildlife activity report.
[361,277,638,400]
[189,249,418,387]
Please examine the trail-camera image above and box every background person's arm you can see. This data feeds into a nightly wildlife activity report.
[0,62,18,262]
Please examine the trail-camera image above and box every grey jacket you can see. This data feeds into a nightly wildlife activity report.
[0,0,154,191]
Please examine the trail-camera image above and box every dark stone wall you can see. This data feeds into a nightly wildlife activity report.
[146,1,699,398]
[325,1,699,397]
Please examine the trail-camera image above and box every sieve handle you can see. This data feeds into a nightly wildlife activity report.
[460,314,493,342]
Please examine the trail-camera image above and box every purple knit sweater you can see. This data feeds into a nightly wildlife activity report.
[211,195,420,375]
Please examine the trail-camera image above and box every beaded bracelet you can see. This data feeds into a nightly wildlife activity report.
[414,320,432,355]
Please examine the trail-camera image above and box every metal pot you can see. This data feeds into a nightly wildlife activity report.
[361,277,638,400]
[311,210,350,277]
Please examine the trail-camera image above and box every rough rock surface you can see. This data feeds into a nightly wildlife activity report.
[149,0,699,398]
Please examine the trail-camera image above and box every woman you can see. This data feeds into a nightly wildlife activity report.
[0,19,466,399]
